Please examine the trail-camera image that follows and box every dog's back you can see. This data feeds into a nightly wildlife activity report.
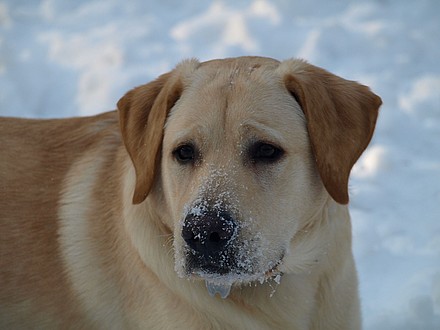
[0,112,119,328]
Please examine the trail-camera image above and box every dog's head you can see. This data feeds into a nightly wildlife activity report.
[118,57,381,290]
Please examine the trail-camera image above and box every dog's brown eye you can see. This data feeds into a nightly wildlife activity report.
[173,144,196,164]
[250,142,284,164]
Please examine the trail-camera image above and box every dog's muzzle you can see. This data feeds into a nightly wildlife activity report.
[179,207,284,299]
[182,209,238,275]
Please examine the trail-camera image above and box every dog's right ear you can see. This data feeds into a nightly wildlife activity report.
[117,72,183,204]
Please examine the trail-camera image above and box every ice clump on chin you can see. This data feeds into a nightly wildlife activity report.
[205,281,232,299]
[204,270,283,299]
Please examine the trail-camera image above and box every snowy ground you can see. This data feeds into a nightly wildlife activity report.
[1,0,439,328]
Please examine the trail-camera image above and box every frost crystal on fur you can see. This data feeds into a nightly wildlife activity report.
[205,281,232,299]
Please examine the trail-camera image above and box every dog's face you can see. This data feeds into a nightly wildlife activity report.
[118,57,381,288]
[161,60,326,284]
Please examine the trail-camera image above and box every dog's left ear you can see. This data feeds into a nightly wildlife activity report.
[117,72,183,204]
[281,60,382,204]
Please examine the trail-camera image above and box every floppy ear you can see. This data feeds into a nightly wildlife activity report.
[282,60,382,204]
[118,72,183,204]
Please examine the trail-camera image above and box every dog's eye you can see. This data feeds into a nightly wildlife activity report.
[250,142,284,164]
[173,144,196,164]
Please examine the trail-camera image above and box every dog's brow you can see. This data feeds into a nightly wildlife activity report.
[239,121,286,145]
[171,129,193,143]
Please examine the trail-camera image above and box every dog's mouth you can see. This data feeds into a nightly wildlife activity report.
[176,205,285,298]
[204,260,284,298]
[182,251,285,299]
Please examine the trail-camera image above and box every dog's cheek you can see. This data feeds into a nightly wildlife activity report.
[259,158,327,262]
[158,158,185,227]
[172,233,188,278]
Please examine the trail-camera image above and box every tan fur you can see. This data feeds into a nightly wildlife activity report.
[0,56,381,329]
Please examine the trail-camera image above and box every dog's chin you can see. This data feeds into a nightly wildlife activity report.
[174,243,285,299]
[180,257,284,288]
[188,262,284,299]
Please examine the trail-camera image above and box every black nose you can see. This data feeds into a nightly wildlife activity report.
[182,211,237,256]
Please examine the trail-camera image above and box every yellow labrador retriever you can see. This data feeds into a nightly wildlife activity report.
[0,56,381,329]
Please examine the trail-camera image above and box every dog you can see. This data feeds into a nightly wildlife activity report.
[0,56,381,329]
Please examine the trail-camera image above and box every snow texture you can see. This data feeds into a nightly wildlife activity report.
[176,166,282,287]
[1,0,439,328]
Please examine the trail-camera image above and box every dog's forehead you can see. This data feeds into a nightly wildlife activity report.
[162,58,309,158]
[168,58,305,136]
[194,57,281,89]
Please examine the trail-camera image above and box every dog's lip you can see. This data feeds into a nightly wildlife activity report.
[199,263,230,275]
[264,258,284,279]
[188,254,285,286]
[185,256,285,299]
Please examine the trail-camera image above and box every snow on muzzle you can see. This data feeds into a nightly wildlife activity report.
[179,205,284,298]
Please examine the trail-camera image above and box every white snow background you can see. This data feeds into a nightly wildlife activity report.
[1,0,439,328]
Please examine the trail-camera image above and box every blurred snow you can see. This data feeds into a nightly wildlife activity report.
[1,0,439,328]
